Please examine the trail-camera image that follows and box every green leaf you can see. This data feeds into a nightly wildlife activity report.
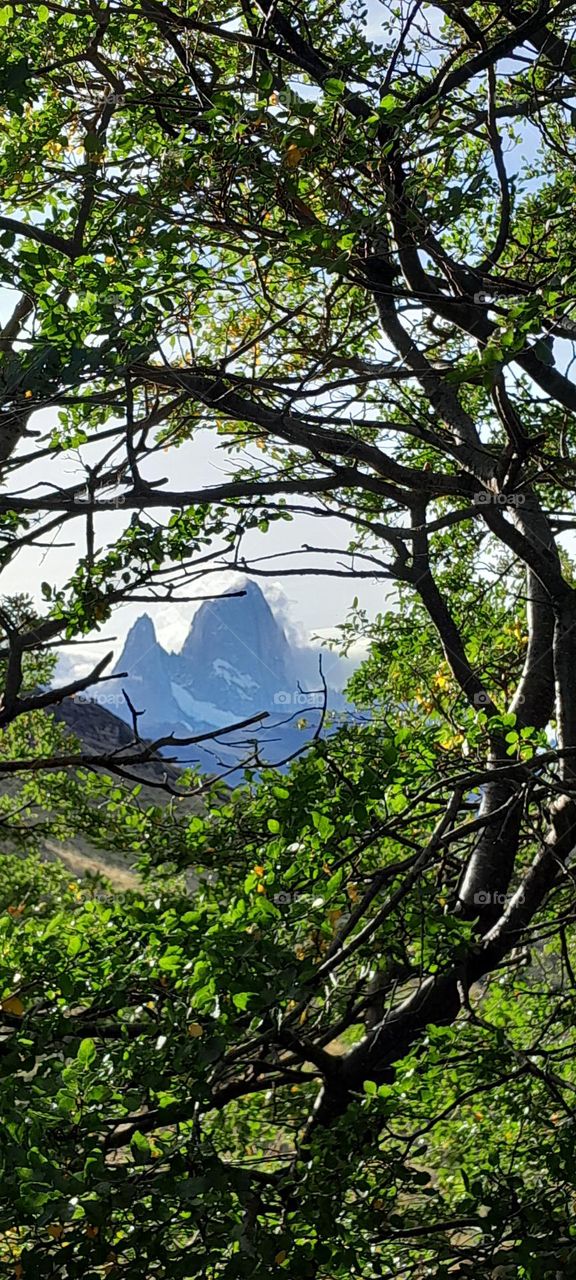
[532,338,555,366]
[130,1129,152,1161]
[77,1038,96,1067]
[323,77,346,97]
[232,992,253,1010]
[312,812,335,841]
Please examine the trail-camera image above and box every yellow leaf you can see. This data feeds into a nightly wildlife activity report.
[253,865,265,877]
[256,883,266,894]
[47,1224,64,1239]
[275,1250,287,1263]
[284,144,305,169]
[347,883,360,903]
[105,255,116,265]
[187,1022,204,1038]
[2,995,24,1017]
[7,904,25,918]
[24,390,33,399]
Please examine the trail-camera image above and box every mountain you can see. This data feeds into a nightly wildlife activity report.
[178,581,298,714]
[38,584,348,882]
[107,581,346,771]
[114,612,184,726]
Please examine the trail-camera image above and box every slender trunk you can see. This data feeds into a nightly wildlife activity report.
[458,501,558,920]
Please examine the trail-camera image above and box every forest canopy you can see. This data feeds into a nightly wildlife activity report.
[1,0,576,1276]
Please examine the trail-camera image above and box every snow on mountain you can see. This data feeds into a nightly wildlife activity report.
[212,660,258,693]
[170,683,238,730]
[105,581,346,767]
[177,580,299,713]
[49,581,351,777]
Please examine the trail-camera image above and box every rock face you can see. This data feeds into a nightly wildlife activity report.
[106,581,345,770]
[175,581,300,718]
[113,612,184,727]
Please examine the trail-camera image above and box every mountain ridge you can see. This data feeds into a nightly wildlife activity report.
[109,581,346,768]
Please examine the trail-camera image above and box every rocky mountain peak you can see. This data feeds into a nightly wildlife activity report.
[127,613,156,642]
[107,581,346,769]
[179,580,296,706]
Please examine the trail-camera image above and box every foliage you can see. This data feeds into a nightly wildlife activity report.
[1,0,576,1276]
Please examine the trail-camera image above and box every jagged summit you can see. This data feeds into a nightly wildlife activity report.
[124,612,157,644]
[179,580,296,708]
[181,580,280,655]
[105,580,346,768]
[112,611,181,726]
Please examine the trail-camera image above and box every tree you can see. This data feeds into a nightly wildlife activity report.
[1,0,576,1274]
